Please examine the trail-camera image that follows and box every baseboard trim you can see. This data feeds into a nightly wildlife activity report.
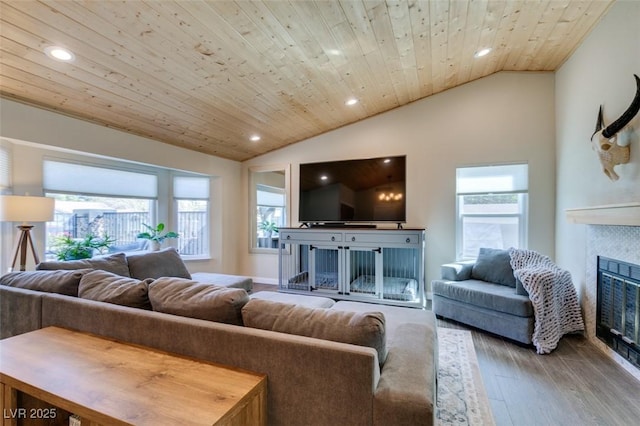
[253,277,278,285]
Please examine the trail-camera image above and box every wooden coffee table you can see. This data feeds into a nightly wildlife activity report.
[0,327,266,426]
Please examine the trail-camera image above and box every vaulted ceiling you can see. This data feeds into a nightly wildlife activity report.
[0,1,613,161]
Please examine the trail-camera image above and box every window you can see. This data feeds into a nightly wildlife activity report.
[256,184,286,248]
[44,193,154,258]
[0,144,12,271]
[173,175,209,257]
[456,164,528,260]
[42,160,211,260]
[0,145,10,191]
[248,166,289,252]
[43,160,158,259]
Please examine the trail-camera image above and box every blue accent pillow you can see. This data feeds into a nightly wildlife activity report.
[471,248,516,287]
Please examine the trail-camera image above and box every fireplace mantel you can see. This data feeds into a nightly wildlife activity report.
[566,202,640,226]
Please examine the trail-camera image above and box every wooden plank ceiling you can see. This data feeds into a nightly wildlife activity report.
[0,0,613,162]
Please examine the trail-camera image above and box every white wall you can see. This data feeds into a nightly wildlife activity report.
[0,98,243,274]
[1,71,560,286]
[555,0,640,299]
[243,71,557,287]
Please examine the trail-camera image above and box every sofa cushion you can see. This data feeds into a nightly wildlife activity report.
[516,278,529,296]
[36,252,130,277]
[148,277,248,325]
[126,248,191,280]
[78,269,153,310]
[0,269,89,297]
[432,279,533,317]
[432,294,534,344]
[330,301,435,346]
[242,298,387,365]
[471,248,516,287]
[441,261,474,281]
[0,286,44,339]
[190,272,253,292]
[250,291,335,308]
[372,322,437,425]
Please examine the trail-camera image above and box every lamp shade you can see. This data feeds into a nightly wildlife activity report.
[0,195,55,223]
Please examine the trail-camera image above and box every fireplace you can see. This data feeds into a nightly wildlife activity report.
[596,256,640,369]
[566,204,640,380]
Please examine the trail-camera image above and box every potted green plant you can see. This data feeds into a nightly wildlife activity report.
[259,221,278,237]
[258,221,278,248]
[54,233,115,261]
[136,223,179,251]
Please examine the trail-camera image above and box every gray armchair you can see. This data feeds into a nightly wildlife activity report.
[431,248,534,344]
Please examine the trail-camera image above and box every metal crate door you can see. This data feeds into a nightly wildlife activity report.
[279,241,311,291]
[347,247,382,299]
[310,245,340,294]
[380,247,421,302]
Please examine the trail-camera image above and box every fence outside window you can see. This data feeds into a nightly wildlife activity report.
[47,211,207,257]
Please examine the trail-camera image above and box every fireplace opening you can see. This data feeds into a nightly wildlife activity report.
[597,256,640,369]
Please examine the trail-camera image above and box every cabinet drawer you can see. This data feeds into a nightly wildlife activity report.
[345,232,421,245]
[281,231,343,243]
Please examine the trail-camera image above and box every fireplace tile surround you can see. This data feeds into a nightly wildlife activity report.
[585,225,640,381]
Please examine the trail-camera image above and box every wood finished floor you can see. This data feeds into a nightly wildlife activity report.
[252,283,640,426]
[438,318,640,426]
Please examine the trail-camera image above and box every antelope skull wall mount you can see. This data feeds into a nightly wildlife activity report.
[590,74,640,181]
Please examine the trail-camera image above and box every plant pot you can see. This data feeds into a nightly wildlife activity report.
[149,241,161,251]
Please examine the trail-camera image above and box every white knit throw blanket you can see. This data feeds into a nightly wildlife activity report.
[508,248,584,354]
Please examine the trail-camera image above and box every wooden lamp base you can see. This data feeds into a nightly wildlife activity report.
[10,225,40,272]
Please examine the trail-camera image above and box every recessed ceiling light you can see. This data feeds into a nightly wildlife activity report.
[44,46,75,62]
[328,49,341,56]
[250,135,261,142]
[383,158,391,164]
[345,98,358,106]
[474,48,492,58]
[320,175,328,181]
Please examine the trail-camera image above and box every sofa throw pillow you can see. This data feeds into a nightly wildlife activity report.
[0,269,90,297]
[126,248,191,280]
[242,299,388,365]
[78,269,153,310]
[148,277,249,325]
[36,252,130,277]
[471,247,517,287]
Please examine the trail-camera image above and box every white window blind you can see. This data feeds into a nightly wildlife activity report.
[456,164,528,195]
[43,160,158,198]
[0,145,11,190]
[257,184,285,206]
[173,176,209,199]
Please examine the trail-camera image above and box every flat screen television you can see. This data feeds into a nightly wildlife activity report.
[299,155,406,225]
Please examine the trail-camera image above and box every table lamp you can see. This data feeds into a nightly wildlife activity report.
[0,195,55,271]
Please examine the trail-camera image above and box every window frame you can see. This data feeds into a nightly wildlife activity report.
[0,143,13,273]
[455,163,529,261]
[248,164,290,254]
[43,191,157,259]
[172,174,211,260]
[255,183,286,249]
[41,158,211,260]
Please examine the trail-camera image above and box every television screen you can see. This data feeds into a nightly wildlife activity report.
[299,155,406,224]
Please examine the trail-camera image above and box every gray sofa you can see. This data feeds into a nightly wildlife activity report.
[0,249,437,426]
[35,247,254,293]
[432,248,534,344]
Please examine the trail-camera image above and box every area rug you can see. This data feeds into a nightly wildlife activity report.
[436,328,495,426]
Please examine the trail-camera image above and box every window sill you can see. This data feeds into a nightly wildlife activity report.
[249,247,280,255]
[181,255,212,262]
